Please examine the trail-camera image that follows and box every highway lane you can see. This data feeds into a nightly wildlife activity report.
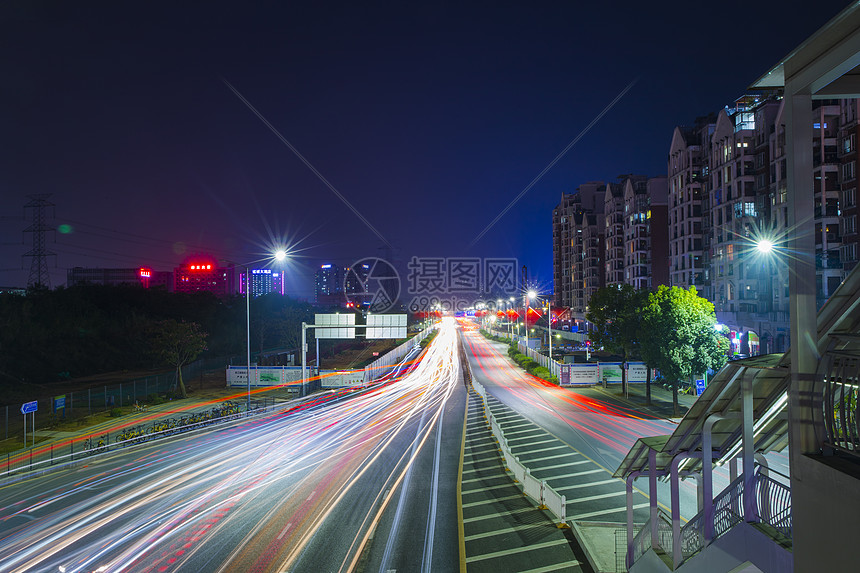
[461,326,790,523]
[0,318,465,573]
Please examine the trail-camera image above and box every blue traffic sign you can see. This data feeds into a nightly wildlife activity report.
[695,378,706,396]
[20,401,38,415]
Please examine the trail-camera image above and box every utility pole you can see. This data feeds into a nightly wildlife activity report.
[23,194,56,289]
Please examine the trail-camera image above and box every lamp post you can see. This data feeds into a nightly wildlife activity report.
[508,297,514,339]
[244,249,287,413]
[546,299,552,361]
[525,290,536,348]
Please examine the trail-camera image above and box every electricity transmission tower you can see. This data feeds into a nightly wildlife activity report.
[23,194,56,289]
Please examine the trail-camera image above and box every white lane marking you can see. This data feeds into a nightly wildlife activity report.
[565,490,627,504]
[462,506,534,523]
[306,490,316,501]
[464,522,547,541]
[570,502,649,520]
[531,460,590,472]
[461,494,523,508]
[461,482,519,493]
[517,452,576,464]
[554,478,619,491]
[466,539,576,564]
[277,522,293,540]
[499,427,547,437]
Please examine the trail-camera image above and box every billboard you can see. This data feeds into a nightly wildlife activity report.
[558,362,649,386]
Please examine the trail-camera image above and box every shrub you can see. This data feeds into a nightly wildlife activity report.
[109,408,123,418]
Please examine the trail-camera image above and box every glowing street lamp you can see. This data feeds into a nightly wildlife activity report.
[756,239,774,254]
[244,248,290,413]
[525,290,536,347]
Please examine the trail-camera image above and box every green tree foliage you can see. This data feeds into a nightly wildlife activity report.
[150,320,208,398]
[639,285,729,415]
[586,284,648,395]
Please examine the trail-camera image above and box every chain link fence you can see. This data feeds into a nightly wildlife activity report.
[1,353,244,442]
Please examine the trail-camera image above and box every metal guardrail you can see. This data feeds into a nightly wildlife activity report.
[471,377,568,527]
[818,344,860,459]
[631,510,673,565]
[676,468,790,567]
[631,515,653,564]
[679,509,705,562]
[713,473,745,538]
[755,472,792,539]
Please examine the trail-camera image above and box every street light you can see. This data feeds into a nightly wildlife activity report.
[243,249,289,414]
[756,239,774,254]
[546,299,553,362]
[525,290,536,348]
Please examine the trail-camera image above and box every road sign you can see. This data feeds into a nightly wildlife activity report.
[53,395,66,412]
[695,378,706,396]
[21,401,37,415]
[315,314,356,339]
[366,314,407,339]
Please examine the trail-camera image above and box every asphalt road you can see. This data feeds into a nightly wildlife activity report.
[0,319,466,573]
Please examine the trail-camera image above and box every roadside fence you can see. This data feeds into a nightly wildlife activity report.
[1,353,243,443]
[0,397,278,484]
[363,326,434,383]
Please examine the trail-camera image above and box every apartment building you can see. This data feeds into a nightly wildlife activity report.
[668,115,715,291]
[552,182,604,328]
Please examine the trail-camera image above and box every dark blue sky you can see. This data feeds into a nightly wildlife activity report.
[0,0,852,299]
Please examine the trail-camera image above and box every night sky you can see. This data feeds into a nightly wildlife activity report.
[1,0,852,299]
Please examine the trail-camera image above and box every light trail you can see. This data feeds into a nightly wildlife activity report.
[0,319,463,573]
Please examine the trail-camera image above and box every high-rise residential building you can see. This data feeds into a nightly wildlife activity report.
[666,94,850,355]
[552,182,604,328]
[668,115,714,291]
[838,99,860,273]
[623,175,669,289]
[603,181,625,286]
[812,100,844,305]
[708,98,757,319]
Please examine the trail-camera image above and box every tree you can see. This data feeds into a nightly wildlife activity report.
[151,320,208,398]
[586,284,648,397]
[639,286,729,415]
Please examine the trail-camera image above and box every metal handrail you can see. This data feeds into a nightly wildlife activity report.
[819,342,860,458]
[680,509,705,561]
[754,472,792,539]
